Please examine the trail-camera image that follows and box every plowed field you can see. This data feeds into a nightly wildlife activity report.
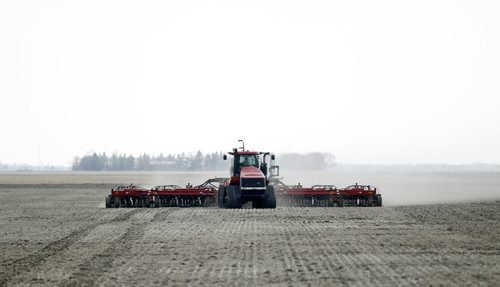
[1,172,499,286]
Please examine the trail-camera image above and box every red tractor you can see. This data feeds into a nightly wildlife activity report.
[218,144,279,209]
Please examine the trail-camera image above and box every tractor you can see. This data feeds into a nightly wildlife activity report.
[218,142,279,209]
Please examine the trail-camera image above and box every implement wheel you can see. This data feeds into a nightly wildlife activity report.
[367,197,374,207]
[105,196,111,208]
[337,196,344,207]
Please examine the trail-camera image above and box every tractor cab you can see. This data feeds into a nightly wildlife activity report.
[230,152,260,176]
[223,149,278,178]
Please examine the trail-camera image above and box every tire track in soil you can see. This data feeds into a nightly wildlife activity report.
[60,209,172,286]
[0,209,139,287]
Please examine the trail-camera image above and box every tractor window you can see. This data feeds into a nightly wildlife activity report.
[239,155,259,168]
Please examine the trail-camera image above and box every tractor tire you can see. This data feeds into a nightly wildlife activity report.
[114,197,120,208]
[376,195,383,207]
[105,196,111,208]
[262,186,276,209]
[224,186,242,209]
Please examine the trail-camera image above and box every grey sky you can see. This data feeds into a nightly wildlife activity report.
[1,0,499,166]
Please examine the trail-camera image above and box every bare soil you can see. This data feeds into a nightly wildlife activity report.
[1,173,499,286]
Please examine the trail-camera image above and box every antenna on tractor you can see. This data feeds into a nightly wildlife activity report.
[238,139,245,151]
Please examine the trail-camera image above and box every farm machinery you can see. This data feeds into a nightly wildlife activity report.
[105,142,382,208]
[105,178,224,208]
[272,179,382,207]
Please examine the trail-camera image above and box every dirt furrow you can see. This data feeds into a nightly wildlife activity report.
[89,209,174,286]
[0,209,138,286]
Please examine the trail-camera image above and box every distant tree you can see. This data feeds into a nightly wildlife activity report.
[190,150,203,170]
[72,157,80,170]
[110,154,119,170]
[125,155,135,170]
[137,153,151,170]
[204,153,214,170]
[325,153,336,169]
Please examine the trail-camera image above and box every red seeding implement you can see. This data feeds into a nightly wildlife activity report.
[105,141,382,208]
[105,178,223,208]
[272,180,382,207]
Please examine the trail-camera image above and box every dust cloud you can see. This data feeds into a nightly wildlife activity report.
[278,171,500,206]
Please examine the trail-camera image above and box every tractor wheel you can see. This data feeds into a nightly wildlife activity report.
[262,186,276,209]
[114,197,120,208]
[105,196,111,208]
[224,186,242,209]
[376,195,383,207]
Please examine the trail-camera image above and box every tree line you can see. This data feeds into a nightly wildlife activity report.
[72,151,335,171]
[72,151,228,171]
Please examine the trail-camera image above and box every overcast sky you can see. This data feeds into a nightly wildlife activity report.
[1,0,499,166]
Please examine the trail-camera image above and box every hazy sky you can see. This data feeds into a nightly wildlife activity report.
[1,0,499,166]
